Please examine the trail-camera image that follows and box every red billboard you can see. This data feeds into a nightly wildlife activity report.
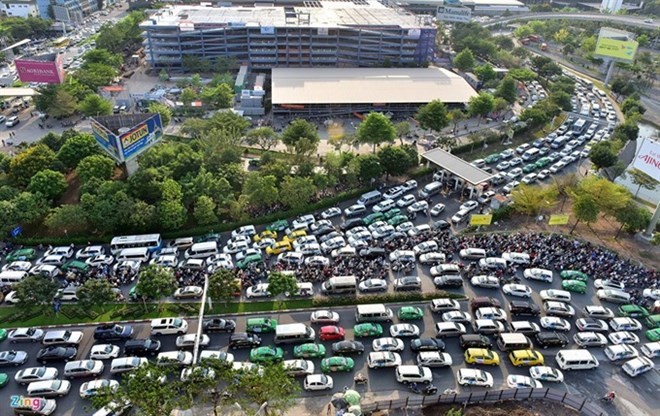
[15,55,64,84]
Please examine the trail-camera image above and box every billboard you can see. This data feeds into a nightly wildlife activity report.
[595,38,638,62]
[91,120,122,162]
[437,6,472,23]
[548,215,570,226]
[632,138,660,180]
[15,56,64,84]
[470,214,493,226]
[118,113,163,161]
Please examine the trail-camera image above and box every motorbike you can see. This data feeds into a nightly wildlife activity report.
[409,384,438,395]
[601,394,615,403]
[354,373,367,385]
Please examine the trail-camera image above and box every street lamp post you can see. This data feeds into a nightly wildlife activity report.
[192,274,210,365]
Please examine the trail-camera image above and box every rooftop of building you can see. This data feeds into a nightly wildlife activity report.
[141,1,430,29]
[394,0,526,6]
[271,67,478,105]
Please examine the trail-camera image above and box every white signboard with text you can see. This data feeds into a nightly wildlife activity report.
[633,138,660,180]
[437,6,472,23]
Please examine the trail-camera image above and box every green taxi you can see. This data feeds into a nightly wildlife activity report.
[0,329,7,342]
[618,304,650,318]
[0,373,8,388]
[246,318,278,334]
[561,279,587,294]
[645,328,660,342]
[364,212,385,226]
[560,270,590,282]
[61,260,91,273]
[644,315,660,329]
[5,248,37,262]
[522,163,538,174]
[383,208,402,220]
[267,219,289,232]
[249,346,284,363]
[484,153,501,164]
[237,253,263,270]
[293,343,326,359]
[387,215,408,226]
[320,356,355,373]
[194,233,221,243]
[398,306,424,321]
[353,323,383,337]
[535,157,552,169]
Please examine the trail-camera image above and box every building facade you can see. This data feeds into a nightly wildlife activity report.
[141,2,436,70]
[0,0,38,18]
[600,0,623,12]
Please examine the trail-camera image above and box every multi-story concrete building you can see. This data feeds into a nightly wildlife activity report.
[0,0,39,18]
[140,1,436,70]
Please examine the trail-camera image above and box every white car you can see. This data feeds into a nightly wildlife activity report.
[419,252,446,265]
[304,256,330,267]
[413,241,438,256]
[470,275,500,289]
[89,344,121,360]
[475,307,506,321]
[367,352,402,368]
[407,201,429,214]
[608,331,640,345]
[506,375,542,389]
[396,195,416,208]
[157,351,194,366]
[407,224,431,237]
[529,366,564,383]
[383,186,404,200]
[344,204,366,217]
[543,301,575,318]
[283,359,315,377]
[540,317,571,332]
[582,305,614,320]
[310,310,340,324]
[4,291,20,304]
[430,203,446,216]
[1,261,32,272]
[430,298,460,313]
[321,207,341,219]
[151,255,178,268]
[537,169,551,180]
[441,311,472,323]
[459,200,479,212]
[373,199,396,213]
[371,224,395,239]
[400,180,418,193]
[477,191,496,204]
[501,252,530,265]
[500,149,515,159]
[358,278,388,293]
[523,268,553,283]
[76,245,105,259]
[291,215,316,230]
[173,286,203,299]
[575,318,608,332]
[457,368,493,388]
[643,288,660,300]
[451,209,470,224]
[246,283,270,298]
[372,337,404,352]
[502,180,521,193]
[253,238,276,250]
[496,161,511,171]
[303,374,334,391]
[85,255,114,267]
[176,334,210,350]
[509,157,523,167]
[14,367,59,385]
[79,379,119,398]
[609,317,642,332]
[502,284,533,298]
[389,324,420,338]
[594,279,625,290]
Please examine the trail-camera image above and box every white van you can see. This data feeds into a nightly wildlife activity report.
[522,148,540,161]
[357,190,382,206]
[430,264,462,277]
[459,248,486,260]
[555,349,599,370]
[116,247,150,263]
[496,333,532,352]
[640,341,660,359]
[321,275,357,295]
[435,322,466,337]
[184,242,219,259]
[355,304,394,323]
[539,289,571,303]
[597,289,631,304]
[419,181,442,199]
[389,250,415,263]
[622,357,654,377]
[604,345,638,362]
[274,323,316,345]
[150,318,188,336]
[0,270,28,286]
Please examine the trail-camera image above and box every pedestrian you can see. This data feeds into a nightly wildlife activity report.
[1,139,4,147]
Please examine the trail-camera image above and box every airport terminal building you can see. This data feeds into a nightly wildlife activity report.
[140,2,436,69]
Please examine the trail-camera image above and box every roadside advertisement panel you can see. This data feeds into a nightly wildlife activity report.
[595,38,638,62]
[632,138,660,180]
[437,6,472,23]
[14,58,64,84]
[548,215,570,226]
[119,113,163,160]
[91,120,122,162]
[470,214,493,226]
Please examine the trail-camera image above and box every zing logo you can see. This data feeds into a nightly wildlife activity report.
[11,395,43,410]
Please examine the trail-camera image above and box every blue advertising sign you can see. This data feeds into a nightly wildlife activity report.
[91,120,122,162]
[119,113,164,161]
[11,226,22,238]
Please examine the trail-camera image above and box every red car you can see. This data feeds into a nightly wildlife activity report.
[319,325,346,341]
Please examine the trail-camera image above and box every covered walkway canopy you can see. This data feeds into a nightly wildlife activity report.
[422,147,493,186]
[0,88,37,97]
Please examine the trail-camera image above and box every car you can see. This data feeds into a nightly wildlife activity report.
[383,187,404,200]
[496,161,511,171]
[576,318,609,332]
[89,344,120,360]
[610,317,642,332]
[594,279,625,290]
[283,359,315,377]
[5,248,37,262]
[573,332,608,349]
[79,379,119,398]
[535,332,570,349]
[464,348,500,366]
[8,328,44,343]
[246,283,270,299]
[460,200,479,212]
[484,153,501,164]
[390,323,420,337]
[430,203,446,216]
[442,311,472,324]
[176,334,210,350]
[543,301,575,318]
[479,257,507,271]
[321,207,341,219]
[249,346,284,363]
[85,254,114,267]
[457,368,493,388]
[507,375,542,389]
[430,299,461,313]
[229,333,262,349]
[562,280,587,294]
[303,374,334,391]
[419,252,446,265]
[311,310,340,324]
[471,275,500,289]
[509,157,523,166]
[582,305,614,320]
[540,290,571,303]
[319,326,345,341]
[400,179,418,192]
[617,305,649,318]
[372,337,404,352]
[156,351,194,367]
[509,301,541,317]
[2,261,32,272]
[123,339,162,357]
[0,350,28,366]
[354,323,383,337]
[646,328,660,342]
[500,148,515,159]
[367,351,402,368]
[477,191,496,204]
[344,204,366,218]
[398,306,424,321]
[540,317,571,331]
[605,345,639,362]
[412,241,438,256]
[293,343,326,358]
[63,360,105,379]
[410,338,445,352]
[536,169,551,180]
[475,307,506,321]
[202,318,236,333]
[373,199,396,213]
[503,284,533,298]
[609,331,640,345]
[529,366,564,383]
[509,350,544,367]
[643,288,660,300]
[396,194,416,208]
[321,356,354,373]
[502,181,520,194]
[394,276,421,291]
[597,289,631,303]
[14,367,59,386]
[451,209,470,224]
[94,324,134,342]
[331,341,364,356]
[559,270,589,282]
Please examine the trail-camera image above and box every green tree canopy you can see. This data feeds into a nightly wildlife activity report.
[45,204,89,235]
[77,279,117,309]
[279,176,317,210]
[243,173,279,208]
[245,127,279,151]
[571,194,599,233]
[356,154,383,183]
[615,200,651,237]
[510,184,558,216]
[14,274,59,311]
[495,76,517,104]
[453,48,476,71]
[77,155,115,183]
[468,92,495,121]
[267,271,299,298]
[378,145,416,178]
[82,48,123,69]
[356,112,396,152]
[48,89,77,118]
[9,144,58,187]
[589,141,619,172]
[147,102,172,127]
[208,269,240,305]
[416,100,450,133]
[193,195,218,225]
[474,64,497,83]
[57,133,100,170]
[135,265,176,304]
[27,169,67,201]
[77,93,113,116]
[281,118,320,150]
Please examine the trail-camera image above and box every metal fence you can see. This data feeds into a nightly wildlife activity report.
[360,388,606,416]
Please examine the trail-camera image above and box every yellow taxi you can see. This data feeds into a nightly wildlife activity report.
[464,348,500,366]
[253,230,278,243]
[283,230,307,244]
[508,349,544,367]
[266,240,292,255]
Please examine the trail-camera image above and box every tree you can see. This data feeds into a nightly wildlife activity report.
[78,279,117,309]
[611,119,639,143]
[193,195,217,225]
[549,91,572,111]
[27,169,67,201]
[57,133,100,170]
[227,363,300,416]
[245,127,279,151]
[449,109,465,131]
[181,87,197,106]
[468,92,495,123]
[157,199,187,231]
[9,144,57,187]
[416,100,450,133]
[77,93,113,116]
[281,118,320,151]
[627,168,659,198]
[615,200,651,237]
[474,64,496,83]
[208,269,240,305]
[267,271,299,300]
[44,204,88,235]
[200,84,234,108]
[394,122,411,144]
[48,88,77,118]
[135,265,176,308]
[279,176,317,210]
[589,141,619,173]
[378,146,414,178]
[77,155,115,182]
[510,184,558,217]
[571,194,599,233]
[356,112,396,152]
[453,48,476,72]
[495,76,517,104]
[243,173,279,208]
[148,102,172,127]
[621,96,646,116]
[575,176,631,218]
[356,154,383,183]
[14,274,59,311]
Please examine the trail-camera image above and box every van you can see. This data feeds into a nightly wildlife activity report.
[640,341,660,358]
[357,190,382,206]
[496,333,532,352]
[459,248,486,260]
[27,380,71,397]
[597,289,631,304]
[622,357,654,377]
[355,304,394,323]
[116,247,150,263]
[550,136,567,149]
[274,323,316,345]
[150,318,188,336]
[321,275,358,295]
[184,242,218,259]
[12,398,57,415]
[389,250,416,263]
[555,349,599,370]
[170,237,194,250]
[0,270,28,285]
[604,344,638,362]
[539,289,571,303]
[522,148,540,161]
[419,181,442,199]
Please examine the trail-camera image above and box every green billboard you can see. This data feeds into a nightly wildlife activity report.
[595,37,638,62]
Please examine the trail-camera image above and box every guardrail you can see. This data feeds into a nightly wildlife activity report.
[361,388,606,416]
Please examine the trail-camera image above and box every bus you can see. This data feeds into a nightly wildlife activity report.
[110,234,162,255]
[572,119,588,137]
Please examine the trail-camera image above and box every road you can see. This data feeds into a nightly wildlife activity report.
[483,12,659,31]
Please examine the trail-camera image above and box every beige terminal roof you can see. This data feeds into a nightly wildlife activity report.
[271,67,478,105]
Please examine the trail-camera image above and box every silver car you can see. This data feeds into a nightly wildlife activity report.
[8,328,44,343]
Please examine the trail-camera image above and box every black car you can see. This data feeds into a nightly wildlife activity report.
[332,341,365,355]
[36,346,77,363]
[202,318,236,333]
[509,301,541,316]
[339,218,364,232]
[410,338,445,352]
[535,332,570,349]
[123,338,162,356]
[470,296,502,312]
[229,333,261,349]
[359,247,386,259]
[432,220,451,231]
[94,324,134,341]
[311,224,335,237]
[459,334,493,350]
